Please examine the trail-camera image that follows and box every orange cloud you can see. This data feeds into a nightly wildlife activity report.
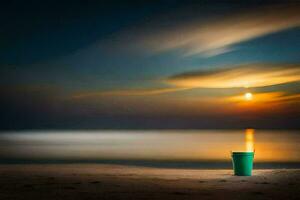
[167,64,300,89]
[228,92,285,103]
[226,91,300,115]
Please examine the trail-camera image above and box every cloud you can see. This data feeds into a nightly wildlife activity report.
[226,92,300,114]
[167,64,300,89]
[72,87,189,99]
[71,63,300,98]
[117,4,300,56]
[228,92,286,103]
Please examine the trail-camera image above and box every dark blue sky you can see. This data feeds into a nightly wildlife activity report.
[1,0,300,129]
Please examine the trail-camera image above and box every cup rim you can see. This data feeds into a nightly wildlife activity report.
[231,151,254,155]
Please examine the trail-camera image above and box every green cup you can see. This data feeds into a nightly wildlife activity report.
[231,151,254,176]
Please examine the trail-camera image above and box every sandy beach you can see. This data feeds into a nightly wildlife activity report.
[0,164,299,200]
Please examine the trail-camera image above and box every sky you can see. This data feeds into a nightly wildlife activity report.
[1,0,300,129]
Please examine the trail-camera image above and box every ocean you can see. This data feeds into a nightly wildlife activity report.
[0,129,299,168]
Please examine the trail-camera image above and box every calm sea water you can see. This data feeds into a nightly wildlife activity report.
[0,129,299,168]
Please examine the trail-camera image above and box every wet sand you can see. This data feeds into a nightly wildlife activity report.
[0,164,299,200]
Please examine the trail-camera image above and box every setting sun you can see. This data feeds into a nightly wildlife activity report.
[244,92,253,101]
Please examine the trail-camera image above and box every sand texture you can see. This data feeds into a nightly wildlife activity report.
[0,164,299,200]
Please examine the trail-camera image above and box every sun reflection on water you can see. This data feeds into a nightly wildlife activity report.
[245,129,255,152]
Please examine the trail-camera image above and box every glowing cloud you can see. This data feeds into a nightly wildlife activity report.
[119,4,300,56]
[228,92,285,103]
[228,92,300,106]
[167,64,300,89]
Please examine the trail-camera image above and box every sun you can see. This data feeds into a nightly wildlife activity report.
[244,92,253,101]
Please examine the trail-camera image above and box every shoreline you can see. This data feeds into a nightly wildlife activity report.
[1,160,300,169]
